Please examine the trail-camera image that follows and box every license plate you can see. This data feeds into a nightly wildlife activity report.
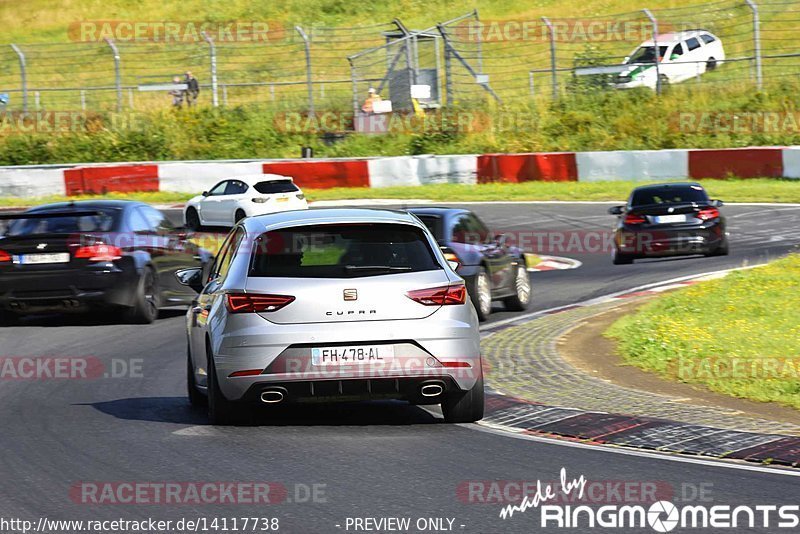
[653,214,686,224]
[311,345,395,366]
[13,253,70,265]
[276,197,289,203]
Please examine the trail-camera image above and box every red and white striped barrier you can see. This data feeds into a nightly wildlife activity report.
[1,146,798,197]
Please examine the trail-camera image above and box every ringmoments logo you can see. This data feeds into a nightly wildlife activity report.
[499,468,800,531]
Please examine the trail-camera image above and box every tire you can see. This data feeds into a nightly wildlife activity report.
[0,310,20,327]
[612,248,634,265]
[467,267,492,322]
[709,238,729,256]
[442,374,485,423]
[234,209,247,223]
[503,263,531,312]
[185,207,201,231]
[187,345,207,409]
[207,343,239,425]
[124,267,159,324]
[707,57,717,71]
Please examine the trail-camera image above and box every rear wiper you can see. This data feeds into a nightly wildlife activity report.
[344,265,413,272]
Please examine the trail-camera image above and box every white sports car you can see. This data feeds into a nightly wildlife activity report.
[184,174,308,229]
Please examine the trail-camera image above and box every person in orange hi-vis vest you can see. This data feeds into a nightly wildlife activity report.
[361,87,382,114]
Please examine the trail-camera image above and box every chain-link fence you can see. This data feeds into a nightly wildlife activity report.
[0,21,396,113]
[0,0,798,117]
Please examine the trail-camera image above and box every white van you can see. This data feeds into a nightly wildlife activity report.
[615,30,725,89]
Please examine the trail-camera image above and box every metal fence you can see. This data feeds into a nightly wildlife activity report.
[0,22,396,113]
[1,0,799,116]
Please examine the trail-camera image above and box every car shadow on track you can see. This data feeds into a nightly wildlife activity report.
[84,396,442,427]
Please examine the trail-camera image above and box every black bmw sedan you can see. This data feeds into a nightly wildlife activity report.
[609,182,729,265]
[407,207,530,321]
[0,200,210,324]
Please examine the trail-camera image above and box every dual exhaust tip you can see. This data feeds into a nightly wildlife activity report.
[260,387,287,404]
[420,381,445,398]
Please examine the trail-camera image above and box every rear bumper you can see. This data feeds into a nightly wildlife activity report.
[208,310,481,401]
[615,224,725,256]
[0,264,139,312]
[240,376,463,405]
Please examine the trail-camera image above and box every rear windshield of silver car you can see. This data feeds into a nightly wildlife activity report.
[249,223,441,278]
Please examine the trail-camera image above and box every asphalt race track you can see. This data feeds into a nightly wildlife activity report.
[1,202,799,533]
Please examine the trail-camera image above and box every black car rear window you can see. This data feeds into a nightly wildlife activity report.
[415,215,443,240]
[630,186,709,207]
[5,208,120,236]
[250,223,441,278]
[254,181,299,194]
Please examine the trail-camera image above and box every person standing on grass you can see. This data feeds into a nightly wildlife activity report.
[169,76,184,109]
[185,71,200,107]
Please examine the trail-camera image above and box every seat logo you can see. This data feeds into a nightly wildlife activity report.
[343,289,357,301]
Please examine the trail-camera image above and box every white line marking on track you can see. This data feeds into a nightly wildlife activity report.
[465,422,800,477]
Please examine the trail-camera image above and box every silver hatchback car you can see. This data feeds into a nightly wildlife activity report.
[177,208,483,425]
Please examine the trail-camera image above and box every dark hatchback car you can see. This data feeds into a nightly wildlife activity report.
[407,207,530,321]
[609,182,729,264]
[0,200,209,324]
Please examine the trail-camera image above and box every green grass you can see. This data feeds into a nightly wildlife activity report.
[2,178,799,208]
[305,179,800,203]
[606,255,800,410]
[0,0,692,44]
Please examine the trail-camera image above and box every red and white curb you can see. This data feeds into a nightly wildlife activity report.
[2,146,799,198]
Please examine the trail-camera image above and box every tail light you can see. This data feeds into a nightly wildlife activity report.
[225,293,295,313]
[0,250,11,263]
[697,207,720,221]
[406,284,466,306]
[623,213,647,225]
[74,244,122,262]
[252,197,269,203]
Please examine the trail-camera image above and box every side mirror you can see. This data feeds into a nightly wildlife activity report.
[710,199,724,207]
[608,205,625,215]
[624,56,630,63]
[201,191,209,197]
[175,267,204,293]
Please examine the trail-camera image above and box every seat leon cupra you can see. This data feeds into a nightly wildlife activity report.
[177,208,483,425]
